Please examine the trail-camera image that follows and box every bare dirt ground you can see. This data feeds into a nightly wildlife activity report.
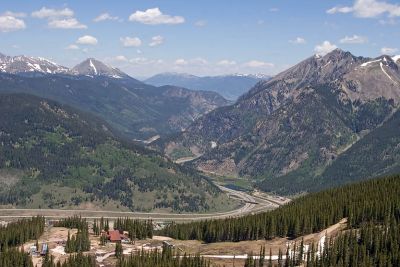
[20,218,347,267]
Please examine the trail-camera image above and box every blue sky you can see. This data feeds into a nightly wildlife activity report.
[0,0,399,78]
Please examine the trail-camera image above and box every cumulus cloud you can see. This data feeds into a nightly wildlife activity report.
[76,35,98,45]
[243,60,274,68]
[31,7,86,29]
[129,7,185,25]
[340,35,368,44]
[217,60,237,66]
[314,41,338,56]
[195,20,207,27]
[0,15,26,32]
[327,0,400,18]
[120,36,142,47]
[289,37,306,44]
[149,35,164,47]
[381,47,398,54]
[65,44,79,50]
[93,13,119,22]
[32,7,74,19]
[48,18,87,29]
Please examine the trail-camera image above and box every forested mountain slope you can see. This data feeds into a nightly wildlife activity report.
[0,57,229,140]
[0,93,227,212]
[162,174,400,243]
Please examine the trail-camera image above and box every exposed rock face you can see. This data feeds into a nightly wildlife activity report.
[70,58,130,79]
[164,49,400,193]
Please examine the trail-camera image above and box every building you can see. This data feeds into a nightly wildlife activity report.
[107,230,123,243]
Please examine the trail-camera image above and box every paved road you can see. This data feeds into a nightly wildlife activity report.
[0,184,278,222]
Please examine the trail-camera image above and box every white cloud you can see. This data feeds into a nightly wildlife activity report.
[289,37,306,44]
[76,35,98,45]
[93,13,119,22]
[195,20,207,27]
[0,15,26,32]
[48,18,87,29]
[114,55,128,62]
[149,35,164,47]
[269,8,279,12]
[129,57,163,65]
[327,0,400,18]
[243,60,274,68]
[31,7,86,29]
[326,6,354,14]
[174,58,188,65]
[314,41,338,56]
[2,11,26,18]
[381,47,398,54]
[65,44,79,50]
[120,36,142,47]
[129,7,185,25]
[217,60,237,66]
[32,7,74,19]
[340,35,368,44]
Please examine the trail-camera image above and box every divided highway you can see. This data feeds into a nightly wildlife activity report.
[0,184,282,222]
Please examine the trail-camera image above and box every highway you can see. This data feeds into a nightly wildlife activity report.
[0,184,281,222]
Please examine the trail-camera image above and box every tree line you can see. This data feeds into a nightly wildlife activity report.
[0,216,45,252]
[114,218,153,240]
[117,245,211,267]
[160,174,400,243]
[54,216,90,253]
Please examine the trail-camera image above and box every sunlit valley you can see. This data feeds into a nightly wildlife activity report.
[1,1,400,266]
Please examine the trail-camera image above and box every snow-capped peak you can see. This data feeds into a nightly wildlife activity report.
[70,58,129,79]
[0,52,69,74]
[89,59,98,75]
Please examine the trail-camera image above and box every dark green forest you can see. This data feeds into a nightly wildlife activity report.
[161,175,400,243]
[114,218,153,240]
[0,93,221,212]
[0,216,44,252]
[54,216,90,253]
[117,245,211,267]
[0,217,44,267]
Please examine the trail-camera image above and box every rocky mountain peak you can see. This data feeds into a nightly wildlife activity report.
[70,58,129,79]
[0,53,69,75]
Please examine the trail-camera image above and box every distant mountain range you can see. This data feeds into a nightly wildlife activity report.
[161,49,400,194]
[0,93,226,212]
[0,53,131,80]
[0,52,229,140]
[145,72,271,100]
